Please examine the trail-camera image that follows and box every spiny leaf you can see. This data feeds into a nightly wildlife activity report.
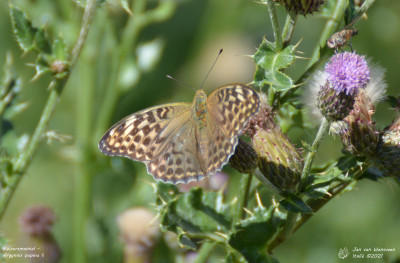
[9,6,37,53]
[34,27,52,54]
[253,39,296,92]
[228,206,285,262]
[0,54,23,118]
[30,55,51,81]
[156,186,233,248]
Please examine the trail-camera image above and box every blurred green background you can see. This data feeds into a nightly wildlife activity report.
[1,0,400,262]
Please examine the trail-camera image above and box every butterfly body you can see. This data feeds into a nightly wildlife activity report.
[99,84,260,184]
[193,90,208,127]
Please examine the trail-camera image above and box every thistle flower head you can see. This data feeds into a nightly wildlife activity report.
[325,52,370,96]
[305,52,373,122]
[19,206,56,238]
[117,207,160,256]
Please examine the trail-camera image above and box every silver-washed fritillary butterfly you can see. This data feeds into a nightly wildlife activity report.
[98,84,260,184]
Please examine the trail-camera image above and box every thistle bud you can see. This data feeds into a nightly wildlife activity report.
[244,93,302,191]
[117,208,160,263]
[19,206,61,263]
[375,117,400,178]
[230,139,258,174]
[273,0,324,15]
[317,81,356,121]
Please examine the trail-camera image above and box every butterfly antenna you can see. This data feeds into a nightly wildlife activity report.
[166,75,195,92]
[201,48,223,90]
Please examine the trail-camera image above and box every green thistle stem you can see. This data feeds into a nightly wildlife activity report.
[282,12,297,47]
[72,27,97,262]
[347,0,376,28]
[233,173,253,226]
[300,117,330,187]
[265,0,283,52]
[0,0,97,221]
[95,0,176,138]
[307,0,347,69]
[193,242,216,263]
[268,160,369,251]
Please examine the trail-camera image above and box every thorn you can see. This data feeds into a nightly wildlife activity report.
[215,232,228,239]
[292,82,303,88]
[156,194,167,205]
[293,38,303,49]
[139,178,155,187]
[272,196,278,206]
[148,213,160,226]
[255,191,263,207]
[243,207,254,216]
[231,197,238,205]
[294,55,310,60]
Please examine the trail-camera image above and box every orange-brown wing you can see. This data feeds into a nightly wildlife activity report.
[207,84,260,139]
[98,103,191,162]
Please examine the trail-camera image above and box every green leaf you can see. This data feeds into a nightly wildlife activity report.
[9,6,37,53]
[0,53,26,120]
[0,131,29,156]
[279,193,312,213]
[253,39,296,92]
[34,27,52,54]
[228,206,285,262]
[301,140,312,152]
[176,228,197,250]
[157,186,233,248]
[52,38,68,61]
[226,250,247,263]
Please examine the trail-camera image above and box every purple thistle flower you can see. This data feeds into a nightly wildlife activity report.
[325,52,370,96]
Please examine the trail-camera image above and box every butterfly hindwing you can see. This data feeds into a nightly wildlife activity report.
[146,120,206,183]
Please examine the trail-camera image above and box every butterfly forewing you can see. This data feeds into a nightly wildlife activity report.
[99,103,191,162]
[207,84,260,139]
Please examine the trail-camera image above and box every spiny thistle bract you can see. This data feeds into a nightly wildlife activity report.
[330,64,387,157]
[273,0,324,15]
[375,117,400,178]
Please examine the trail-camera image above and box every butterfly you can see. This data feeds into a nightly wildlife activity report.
[98,84,260,184]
